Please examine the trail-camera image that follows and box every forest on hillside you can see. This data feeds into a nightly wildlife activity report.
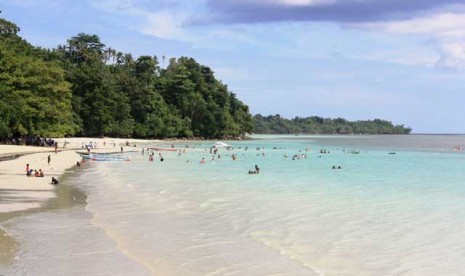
[253,114,411,134]
[0,18,253,139]
[0,17,411,140]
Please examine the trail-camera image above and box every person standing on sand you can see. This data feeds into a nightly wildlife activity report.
[121,146,123,153]
[26,163,29,173]
[47,155,51,165]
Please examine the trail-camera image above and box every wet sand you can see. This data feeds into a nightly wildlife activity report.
[0,169,87,266]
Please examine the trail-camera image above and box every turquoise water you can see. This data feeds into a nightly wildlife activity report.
[6,135,465,275]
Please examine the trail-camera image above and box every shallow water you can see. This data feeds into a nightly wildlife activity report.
[3,135,465,275]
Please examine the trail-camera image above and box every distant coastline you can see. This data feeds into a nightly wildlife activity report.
[253,114,411,135]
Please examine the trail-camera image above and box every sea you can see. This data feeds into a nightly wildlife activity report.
[2,135,465,276]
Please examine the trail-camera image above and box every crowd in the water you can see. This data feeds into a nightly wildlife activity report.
[135,142,358,175]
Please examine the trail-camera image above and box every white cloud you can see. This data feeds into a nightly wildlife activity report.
[436,43,465,69]
[140,12,185,39]
[356,13,465,36]
[351,11,465,69]
[352,50,438,67]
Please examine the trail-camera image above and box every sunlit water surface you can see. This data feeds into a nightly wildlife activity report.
[3,135,465,275]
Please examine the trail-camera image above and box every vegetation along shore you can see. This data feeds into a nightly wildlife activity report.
[0,17,410,142]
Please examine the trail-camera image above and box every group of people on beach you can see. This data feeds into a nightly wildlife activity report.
[25,156,61,184]
[25,164,44,177]
[1,136,56,147]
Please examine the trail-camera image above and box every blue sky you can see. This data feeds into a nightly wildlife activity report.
[2,0,465,133]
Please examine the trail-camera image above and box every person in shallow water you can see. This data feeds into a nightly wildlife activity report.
[51,177,59,185]
[249,165,260,174]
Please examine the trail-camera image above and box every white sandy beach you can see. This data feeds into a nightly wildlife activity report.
[0,137,158,214]
[0,147,71,213]
[0,137,161,273]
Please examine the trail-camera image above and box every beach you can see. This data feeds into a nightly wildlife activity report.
[0,137,147,214]
[0,137,156,269]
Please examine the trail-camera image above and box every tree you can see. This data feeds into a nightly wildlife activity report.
[1,18,253,139]
[253,114,411,134]
[0,19,75,138]
[57,33,134,137]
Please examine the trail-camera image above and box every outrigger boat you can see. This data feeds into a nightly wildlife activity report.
[79,154,92,159]
[148,147,179,152]
[91,154,132,161]
[77,152,131,161]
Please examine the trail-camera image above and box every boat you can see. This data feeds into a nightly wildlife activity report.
[148,147,179,152]
[212,141,231,149]
[79,154,92,159]
[91,155,132,161]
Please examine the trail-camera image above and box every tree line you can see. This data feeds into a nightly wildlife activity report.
[253,114,411,134]
[1,17,412,139]
[0,18,253,139]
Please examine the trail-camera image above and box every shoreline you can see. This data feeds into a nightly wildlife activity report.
[0,137,158,268]
[0,170,87,266]
[0,145,84,266]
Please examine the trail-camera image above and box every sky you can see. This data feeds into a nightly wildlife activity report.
[2,0,465,133]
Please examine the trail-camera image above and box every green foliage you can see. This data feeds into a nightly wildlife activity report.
[0,22,76,138]
[0,18,253,139]
[253,114,412,135]
[0,18,20,35]
[154,57,252,138]
[1,17,410,139]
